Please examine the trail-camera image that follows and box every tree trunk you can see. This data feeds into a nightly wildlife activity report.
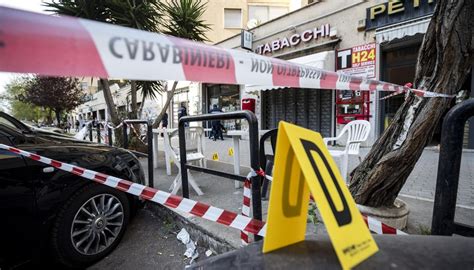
[152,81,178,129]
[55,109,61,127]
[349,0,473,207]
[100,79,123,146]
[130,80,138,119]
[100,79,120,125]
[138,93,146,119]
[47,108,53,125]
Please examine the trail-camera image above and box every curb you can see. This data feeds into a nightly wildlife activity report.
[146,202,237,255]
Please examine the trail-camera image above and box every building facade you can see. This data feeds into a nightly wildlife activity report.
[206,0,473,147]
[75,0,312,128]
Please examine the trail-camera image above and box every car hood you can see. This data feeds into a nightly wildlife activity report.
[29,129,94,145]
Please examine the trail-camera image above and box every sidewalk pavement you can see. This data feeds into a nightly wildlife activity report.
[198,137,474,209]
[145,136,473,247]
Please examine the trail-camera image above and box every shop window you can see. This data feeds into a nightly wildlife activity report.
[224,9,242,28]
[205,84,241,130]
[248,5,287,23]
[380,44,419,133]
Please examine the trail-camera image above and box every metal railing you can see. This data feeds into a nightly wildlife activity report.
[432,99,474,236]
[178,111,263,241]
[86,123,112,146]
[259,128,278,200]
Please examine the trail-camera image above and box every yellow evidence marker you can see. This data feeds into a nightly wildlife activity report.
[263,121,378,270]
[228,147,234,157]
[212,152,219,161]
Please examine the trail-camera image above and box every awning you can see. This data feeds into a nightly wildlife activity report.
[375,16,432,44]
[244,50,335,93]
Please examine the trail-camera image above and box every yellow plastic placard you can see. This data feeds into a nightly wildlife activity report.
[228,147,234,157]
[212,152,219,161]
[263,122,378,270]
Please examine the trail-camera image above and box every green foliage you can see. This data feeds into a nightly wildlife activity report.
[107,0,162,31]
[22,76,84,112]
[45,0,110,22]
[3,77,49,122]
[307,201,320,226]
[417,224,431,235]
[21,76,84,126]
[136,80,164,100]
[162,0,211,42]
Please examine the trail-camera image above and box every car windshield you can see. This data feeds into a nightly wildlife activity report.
[0,113,30,134]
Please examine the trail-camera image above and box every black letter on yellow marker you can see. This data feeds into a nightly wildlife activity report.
[301,139,352,226]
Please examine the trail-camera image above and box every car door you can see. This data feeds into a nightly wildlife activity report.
[0,131,38,267]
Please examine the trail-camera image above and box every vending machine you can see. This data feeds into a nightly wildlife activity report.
[335,90,371,124]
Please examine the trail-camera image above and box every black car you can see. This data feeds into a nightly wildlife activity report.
[0,112,145,268]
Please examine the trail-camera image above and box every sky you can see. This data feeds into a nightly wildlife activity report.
[0,0,51,101]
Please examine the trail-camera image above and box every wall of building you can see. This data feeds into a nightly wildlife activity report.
[216,0,379,143]
[218,0,377,49]
[199,0,300,44]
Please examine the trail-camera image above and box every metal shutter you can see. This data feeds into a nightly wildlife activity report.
[262,88,333,135]
[320,90,332,137]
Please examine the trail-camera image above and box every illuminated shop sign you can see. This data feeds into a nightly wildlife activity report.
[255,24,331,55]
[366,0,436,30]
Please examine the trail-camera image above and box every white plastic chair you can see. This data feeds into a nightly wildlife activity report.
[323,120,371,181]
[165,127,206,175]
[163,129,205,195]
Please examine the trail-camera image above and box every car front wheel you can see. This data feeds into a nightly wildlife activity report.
[51,184,130,268]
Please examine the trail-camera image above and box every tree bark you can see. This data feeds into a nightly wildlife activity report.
[55,109,61,127]
[349,0,474,207]
[130,80,138,119]
[152,81,178,129]
[138,93,146,119]
[100,79,120,125]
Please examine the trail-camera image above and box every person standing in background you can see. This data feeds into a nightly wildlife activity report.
[178,103,188,127]
[160,112,168,137]
[209,104,224,141]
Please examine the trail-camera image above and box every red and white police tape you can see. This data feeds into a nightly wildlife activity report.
[240,179,252,245]
[363,215,407,235]
[0,143,267,237]
[1,142,406,239]
[0,6,453,99]
[244,168,407,239]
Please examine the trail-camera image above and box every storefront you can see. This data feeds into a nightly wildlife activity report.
[212,0,474,146]
[215,1,375,140]
[246,51,335,137]
[202,83,241,130]
[366,0,436,135]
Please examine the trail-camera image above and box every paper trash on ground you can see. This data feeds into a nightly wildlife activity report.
[177,228,199,263]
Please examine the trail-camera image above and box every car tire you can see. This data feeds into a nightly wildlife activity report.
[51,183,130,268]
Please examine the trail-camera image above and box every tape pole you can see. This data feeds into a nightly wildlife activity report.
[0,143,267,237]
[0,6,452,98]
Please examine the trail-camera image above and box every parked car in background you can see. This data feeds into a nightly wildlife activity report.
[0,112,145,269]
[21,120,66,134]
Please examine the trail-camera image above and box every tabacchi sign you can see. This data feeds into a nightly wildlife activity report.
[255,24,331,55]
